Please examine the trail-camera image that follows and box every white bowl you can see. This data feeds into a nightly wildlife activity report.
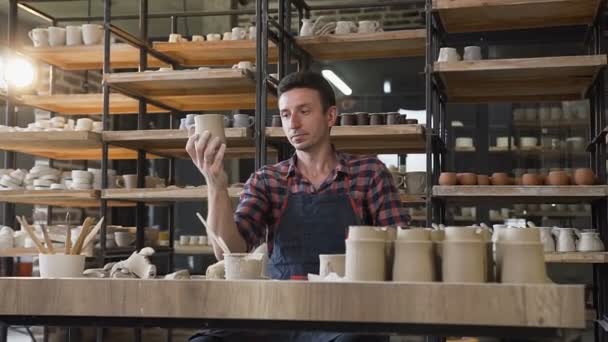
[455,137,474,148]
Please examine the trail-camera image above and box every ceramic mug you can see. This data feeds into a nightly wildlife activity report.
[194,114,227,144]
[65,25,82,46]
[386,112,402,125]
[437,47,461,62]
[168,33,183,43]
[207,33,221,41]
[114,232,135,247]
[340,113,356,126]
[29,28,49,47]
[355,112,369,126]
[248,26,256,40]
[192,35,205,42]
[233,114,254,128]
[404,172,426,194]
[335,21,357,34]
[222,32,232,40]
[48,26,66,47]
[231,27,247,40]
[463,46,482,61]
[319,254,346,277]
[358,20,381,33]
[82,24,103,45]
[224,253,264,279]
[75,118,93,131]
[116,174,138,189]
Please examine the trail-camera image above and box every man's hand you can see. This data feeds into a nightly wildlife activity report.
[185,129,228,189]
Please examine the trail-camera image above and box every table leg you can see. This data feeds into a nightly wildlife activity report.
[0,323,7,342]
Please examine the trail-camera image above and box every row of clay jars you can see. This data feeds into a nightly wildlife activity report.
[439,168,596,186]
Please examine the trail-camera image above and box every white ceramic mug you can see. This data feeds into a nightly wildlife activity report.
[358,20,380,33]
[39,253,85,278]
[224,253,264,279]
[438,47,461,62]
[223,32,233,40]
[231,27,247,40]
[233,114,254,128]
[168,33,182,43]
[463,46,482,61]
[48,26,66,47]
[207,33,221,41]
[319,254,345,277]
[335,21,357,34]
[66,25,83,46]
[28,28,49,47]
[192,35,205,42]
[116,174,138,189]
[114,232,135,247]
[194,114,227,144]
[248,25,256,40]
[82,24,103,45]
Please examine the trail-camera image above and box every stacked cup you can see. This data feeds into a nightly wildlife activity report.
[495,227,548,284]
[26,165,61,190]
[88,168,117,189]
[441,226,488,283]
[393,228,435,282]
[345,226,387,281]
[70,170,93,190]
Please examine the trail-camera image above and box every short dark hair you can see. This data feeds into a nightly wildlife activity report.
[277,71,336,112]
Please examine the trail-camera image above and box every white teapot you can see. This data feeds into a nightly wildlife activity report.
[576,230,604,252]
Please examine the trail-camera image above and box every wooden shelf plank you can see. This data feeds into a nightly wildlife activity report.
[105,68,275,111]
[433,185,608,203]
[434,55,607,103]
[296,30,425,61]
[0,247,40,257]
[18,94,165,116]
[102,128,275,159]
[0,189,133,207]
[153,40,278,66]
[20,43,166,71]
[0,131,144,160]
[0,278,584,329]
[545,252,608,263]
[266,125,426,154]
[102,186,242,202]
[173,244,214,255]
[434,0,602,33]
[400,194,425,204]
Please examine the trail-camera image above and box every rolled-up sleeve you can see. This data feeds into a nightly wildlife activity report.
[366,163,411,227]
[234,169,270,250]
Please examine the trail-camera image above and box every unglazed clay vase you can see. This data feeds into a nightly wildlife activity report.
[444,226,482,242]
[546,171,569,186]
[457,173,477,185]
[491,173,510,186]
[499,242,548,284]
[574,168,595,185]
[319,254,346,277]
[348,225,387,240]
[397,228,431,241]
[502,227,541,243]
[522,173,542,186]
[393,241,435,282]
[345,238,386,281]
[477,175,490,185]
[441,240,486,283]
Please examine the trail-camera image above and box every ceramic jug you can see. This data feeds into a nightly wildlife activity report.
[300,18,314,36]
[577,231,604,252]
[539,227,555,252]
[552,227,577,252]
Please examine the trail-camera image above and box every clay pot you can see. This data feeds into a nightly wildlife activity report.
[477,175,490,185]
[393,241,435,282]
[457,173,477,185]
[573,168,595,185]
[514,177,522,185]
[491,173,510,186]
[522,173,542,186]
[438,172,458,186]
[546,171,569,186]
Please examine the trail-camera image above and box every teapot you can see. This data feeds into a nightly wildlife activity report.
[552,227,578,252]
[576,230,604,252]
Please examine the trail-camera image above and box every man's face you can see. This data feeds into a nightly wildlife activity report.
[278,88,336,151]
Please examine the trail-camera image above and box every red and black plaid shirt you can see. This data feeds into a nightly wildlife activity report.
[234,151,411,251]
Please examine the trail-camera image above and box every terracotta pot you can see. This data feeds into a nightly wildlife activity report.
[438,172,458,186]
[514,177,522,185]
[546,171,569,186]
[477,175,490,185]
[457,173,477,185]
[522,173,542,186]
[491,173,510,186]
[573,168,595,185]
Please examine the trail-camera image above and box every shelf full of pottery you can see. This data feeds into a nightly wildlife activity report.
[434,47,606,103]
[511,100,590,129]
[0,216,103,258]
[454,136,588,157]
[296,16,425,61]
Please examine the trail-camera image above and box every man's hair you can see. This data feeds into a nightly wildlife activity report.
[277,71,336,112]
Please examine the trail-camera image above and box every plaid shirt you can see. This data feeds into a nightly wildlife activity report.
[234,151,411,251]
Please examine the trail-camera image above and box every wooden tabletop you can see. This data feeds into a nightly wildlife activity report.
[0,278,584,329]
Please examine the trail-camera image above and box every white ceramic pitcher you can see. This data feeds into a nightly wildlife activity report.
[576,230,604,252]
[552,227,577,252]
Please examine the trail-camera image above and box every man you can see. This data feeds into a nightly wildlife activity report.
[186,71,410,342]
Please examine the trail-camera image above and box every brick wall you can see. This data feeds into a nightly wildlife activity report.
[36,66,102,96]
[236,0,424,32]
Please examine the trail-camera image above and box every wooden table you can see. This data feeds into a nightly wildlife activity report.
[0,278,584,337]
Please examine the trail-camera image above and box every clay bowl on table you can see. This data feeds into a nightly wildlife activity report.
[522,173,542,186]
[457,173,477,185]
[546,171,569,186]
[477,175,490,185]
[439,172,458,186]
[573,168,595,185]
[491,173,511,186]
